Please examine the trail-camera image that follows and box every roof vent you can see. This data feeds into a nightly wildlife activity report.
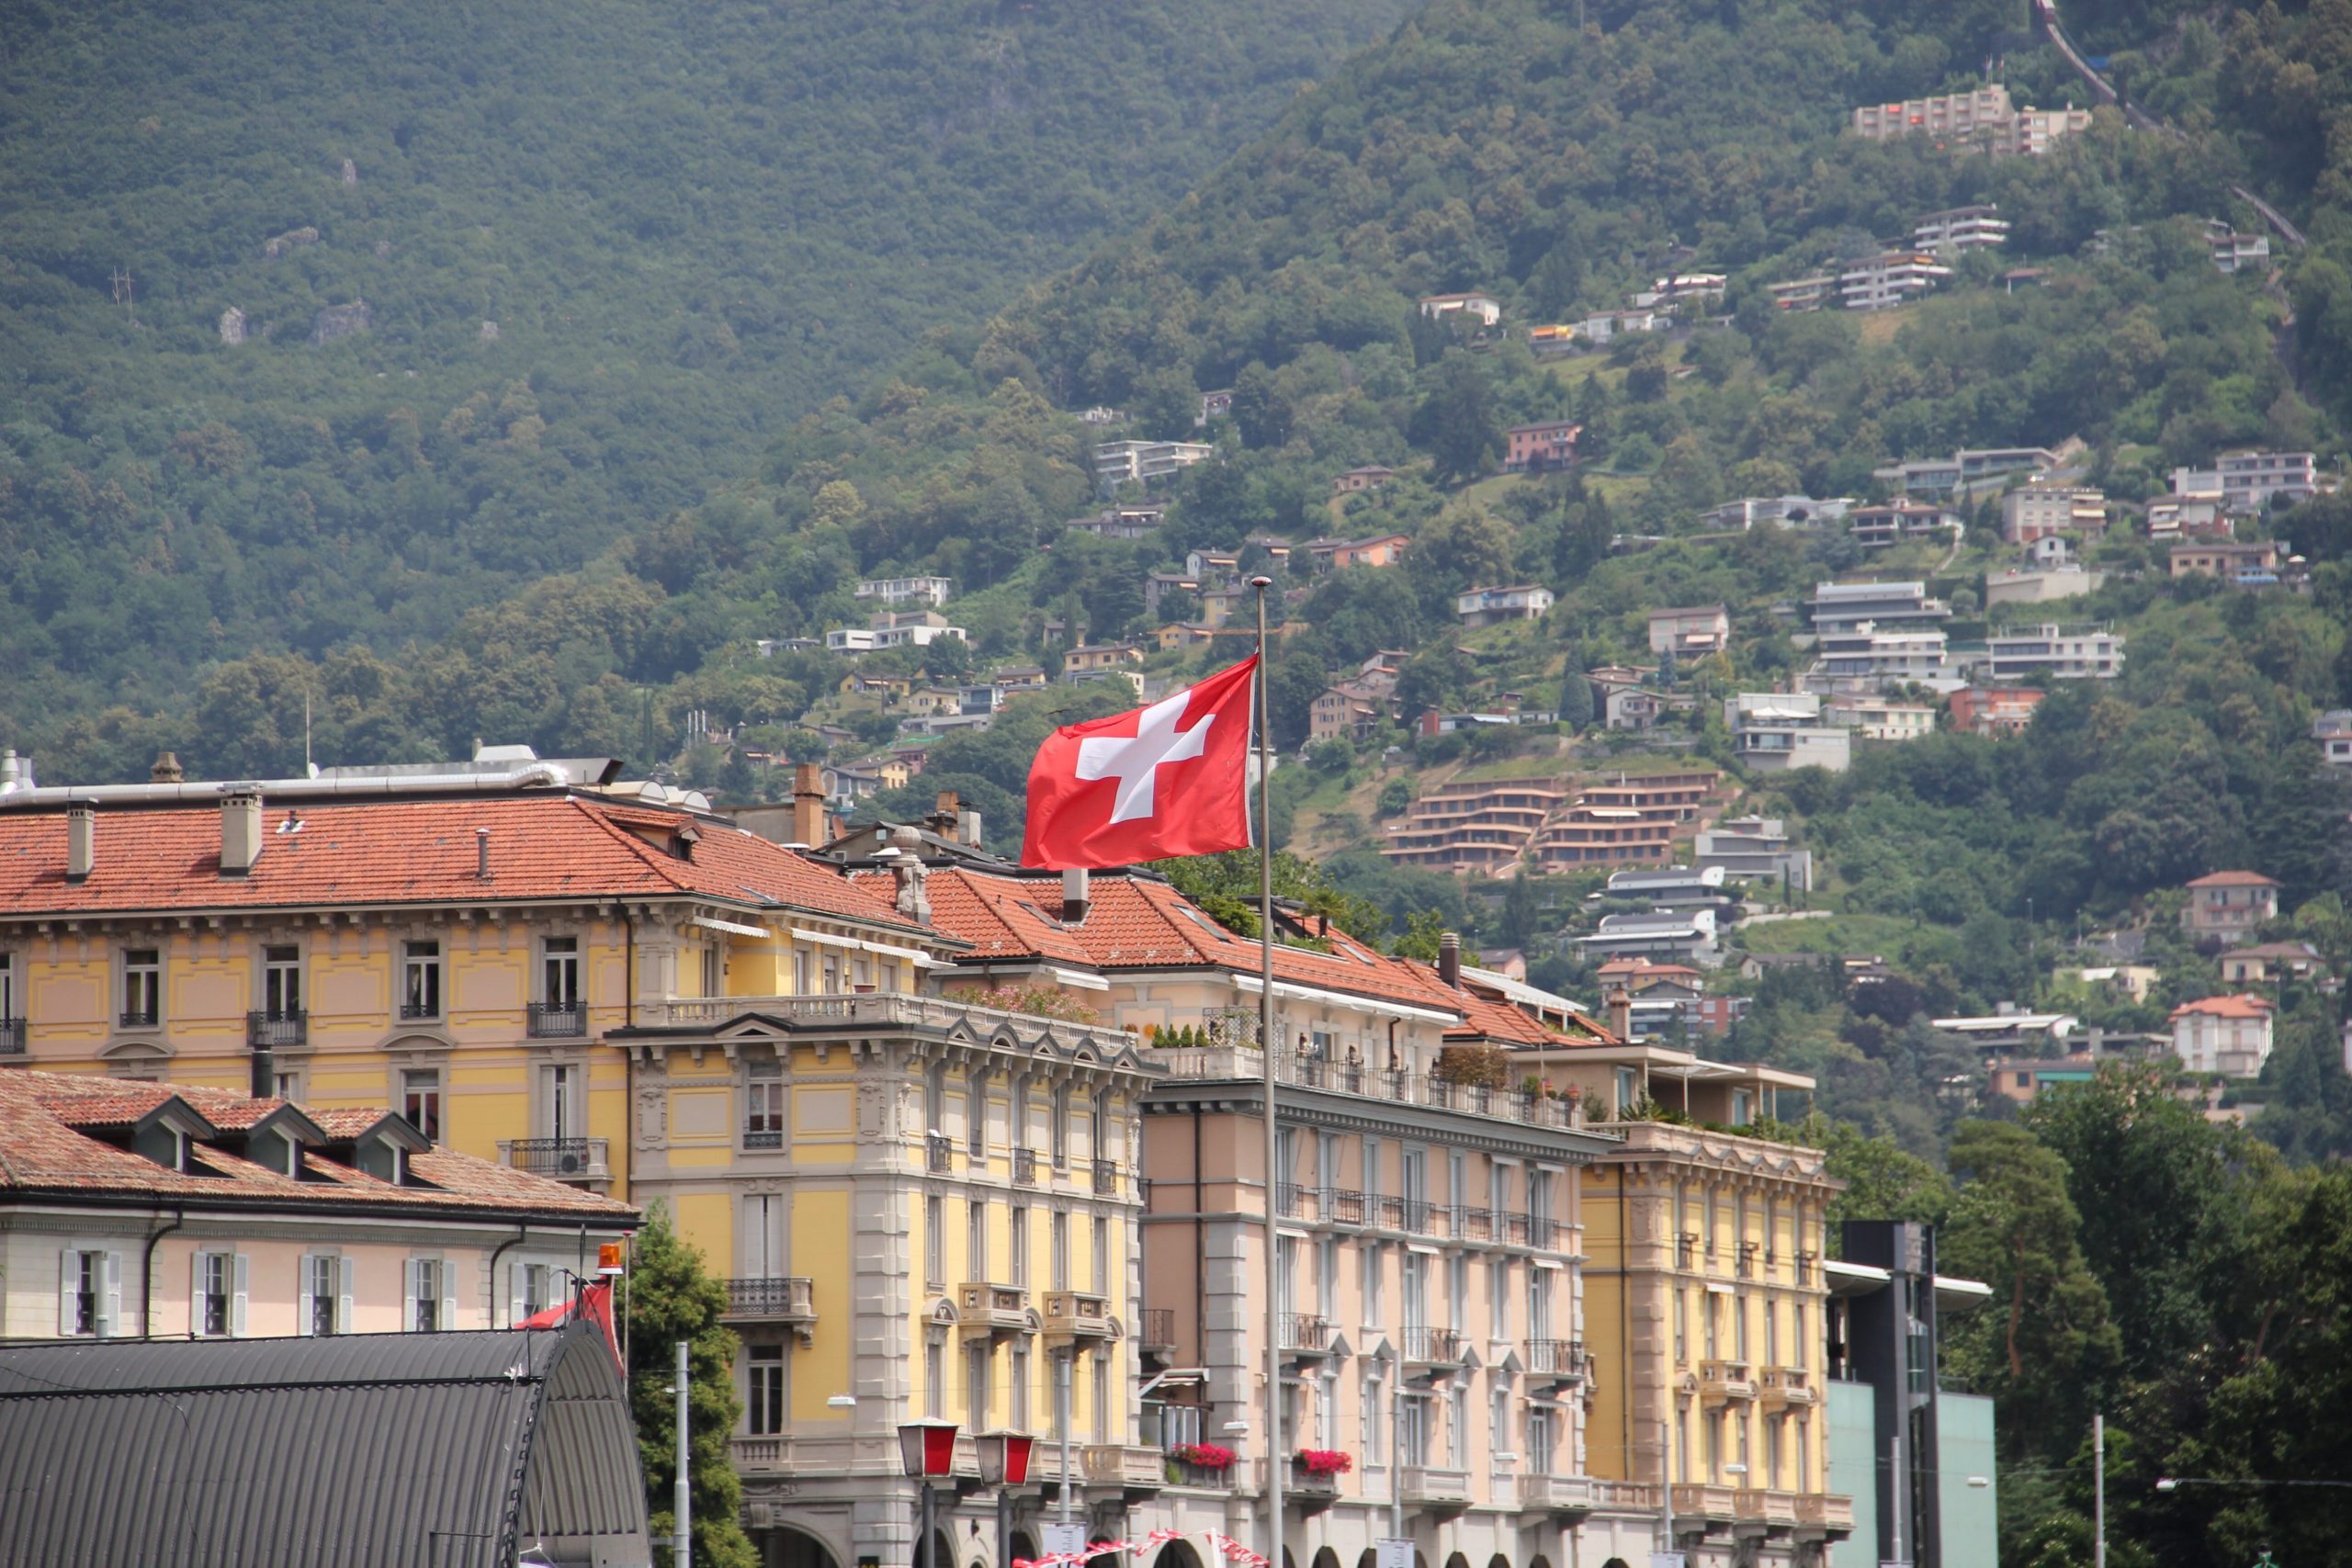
[1062,868,1090,926]
[221,789,264,876]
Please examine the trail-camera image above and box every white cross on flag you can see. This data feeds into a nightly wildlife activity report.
[1021,655,1258,869]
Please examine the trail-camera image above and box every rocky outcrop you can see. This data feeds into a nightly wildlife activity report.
[262,226,320,258]
[310,299,371,344]
[218,307,246,344]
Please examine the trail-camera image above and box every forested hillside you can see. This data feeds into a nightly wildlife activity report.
[0,0,1414,728]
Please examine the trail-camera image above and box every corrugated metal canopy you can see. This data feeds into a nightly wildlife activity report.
[0,1322,651,1567]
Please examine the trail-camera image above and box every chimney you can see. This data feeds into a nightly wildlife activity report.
[250,1044,277,1100]
[928,790,961,838]
[959,808,983,847]
[791,763,826,849]
[66,801,95,883]
[151,750,185,784]
[1062,867,1090,925]
[1438,931,1461,988]
[1606,986,1633,1042]
[220,789,264,876]
[476,827,492,881]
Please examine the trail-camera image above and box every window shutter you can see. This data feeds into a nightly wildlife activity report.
[57,1248,78,1334]
[510,1262,527,1329]
[232,1254,249,1337]
[298,1255,316,1337]
[440,1265,458,1333]
[336,1259,354,1336]
[402,1258,418,1332]
[102,1252,124,1338]
[192,1251,206,1336]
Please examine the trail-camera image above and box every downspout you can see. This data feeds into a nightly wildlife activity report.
[143,1208,184,1338]
[1193,1107,1206,1368]
[1620,1165,1634,1495]
[490,1226,529,1328]
[620,902,636,1205]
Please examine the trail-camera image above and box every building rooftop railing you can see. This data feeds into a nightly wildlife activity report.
[1150,1044,1602,1137]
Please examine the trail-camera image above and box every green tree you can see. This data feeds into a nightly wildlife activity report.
[625,1201,759,1568]
[1557,646,1594,728]
[1230,362,1294,449]
[1411,355,1500,484]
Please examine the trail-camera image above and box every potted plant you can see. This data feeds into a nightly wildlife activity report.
[1171,1442,1237,1482]
[1293,1449,1354,1483]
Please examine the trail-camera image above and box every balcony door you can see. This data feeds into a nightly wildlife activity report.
[741,1193,785,1280]
[542,1064,583,1145]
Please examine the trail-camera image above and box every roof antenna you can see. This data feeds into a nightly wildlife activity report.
[304,689,319,779]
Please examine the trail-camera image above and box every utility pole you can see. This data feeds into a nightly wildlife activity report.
[111,265,137,326]
[675,1340,693,1568]
[2093,1413,2106,1568]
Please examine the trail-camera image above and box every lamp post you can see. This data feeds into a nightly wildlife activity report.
[900,1419,961,1568]
[978,1431,1037,1568]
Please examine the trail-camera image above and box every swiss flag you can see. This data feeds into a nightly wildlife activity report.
[1023,655,1258,869]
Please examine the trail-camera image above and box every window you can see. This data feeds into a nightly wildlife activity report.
[1091,1215,1109,1294]
[1767,1410,1783,1489]
[1399,1392,1430,1465]
[1276,1235,1297,1325]
[967,1343,991,1427]
[924,1196,944,1288]
[924,1337,944,1418]
[745,1062,784,1147]
[1528,1267,1554,1338]
[821,952,840,993]
[1794,1303,1809,1369]
[1446,1383,1466,1467]
[1736,1292,1750,1360]
[1449,1254,1469,1330]
[1704,1189,1719,1258]
[0,950,17,1023]
[1011,1344,1031,1431]
[1051,1210,1069,1291]
[967,1066,989,1156]
[121,947,161,1027]
[1491,1387,1512,1466]
[967,1200,989,1280]
[1673,1287,1688,1364]
[1010,1207,1030,1286]
[543,1062,582,1143]
[1704,1293,1720,1359]
[1797,1416,1812,1491]
[194,1251,243,1337]
[792,948,812,995]
[263,945,302,1019]
[520,1262,556,1321]
[1528,1403,1558,1474]
[1400,1252,1428,1337]
[748,1346,786,1436]
[1705,1410,1723,1477]
[1363,1369,1385,1465]
[1362,1243,1384,1326]
[1615,1066,1637,1114]
[1489,1162,1510,1217]
[1489,1258,1510,1342]
[1051,1085,1071,1168]
[543,936,580,1008]
[409,1258,447,1332]
[60,1248,116,1337]
[701,944,723,997]
[1318,1238,1340,1318]
[1092,1355,1111,1441]
[1765,1300,1780,1368]
[302,1254,345,1337]
[272,1068,305,1102]
[401,1068,443,1143]
[1676,1405,1690,1482]
[400,941,442,1019]
[1363,1135,1382,1197]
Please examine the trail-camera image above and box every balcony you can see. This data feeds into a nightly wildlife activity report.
[1280,1314,1333,1359]
[1700,1359,1758,1405]
[1672,1483,1738,1525]
[1519,1473,1596,1517]
[1596,1481,1662,1512]
[1793,1494,1856,1539]
[247,1010,308,1048]
[119,1007,159,1029]
[397,1001,440,1022]
[527,1001,588,1039]
[1091,1156,1121,1196]
[1677,1233,1699,1269]
[499,1136,611,1184]
[1151,1043,1589,1134]
[1450,1204,1494,1242]
[927,1134,954,1174]
[1402,1326,1465,1378]
[743,1121,784,1150]
[1528,1339,1587,1389]
[1526,1213,1560,1249]
[733,1435,792,1473]
[956,1281,1035,1342]
[1736,1489,1802,1532]
[1043,1290,1117,1348]
[1013,1147,1040,1187]
[0,1016,26,1055]
[1138,1307,1177,1354]
[721,1277,817,1345]
[1276,1182,1312,1219]
[1398,1464,1474,1517]
[1758,1367,1815,1411]
[1324,1188,1368,1226]
[1080,1444,1164,1500]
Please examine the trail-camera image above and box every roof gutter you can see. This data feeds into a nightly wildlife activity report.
[0,764,571,810]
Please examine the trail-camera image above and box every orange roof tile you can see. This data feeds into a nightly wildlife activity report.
[0,1070,635,1221]
[2169,993,2273,1019]
[0,794,925,936]
[2185,871,2279,888]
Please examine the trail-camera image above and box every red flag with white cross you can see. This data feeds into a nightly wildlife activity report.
[1021,655,1258,869]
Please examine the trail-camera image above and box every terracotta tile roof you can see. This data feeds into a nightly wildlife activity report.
[1394,963,1618,1047]
[2185,870,2279,888]
[2169,993,2273,1020]
[0,794,923,936]
[0,1070,635,1222]
[908,866,1466,1015]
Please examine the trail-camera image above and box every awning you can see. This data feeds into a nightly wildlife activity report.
[693,915,772,940]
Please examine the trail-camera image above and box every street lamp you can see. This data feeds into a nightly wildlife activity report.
[900,1419,961,1568]
[978,1431,1037,1568]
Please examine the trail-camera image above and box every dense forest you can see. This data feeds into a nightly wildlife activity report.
[0,0,1414,731]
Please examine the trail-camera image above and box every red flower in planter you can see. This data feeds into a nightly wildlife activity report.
[1173,1443,1237,1470]
[1295,1449,1354,1476]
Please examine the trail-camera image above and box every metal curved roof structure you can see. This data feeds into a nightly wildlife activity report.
[0,1320,650,1567]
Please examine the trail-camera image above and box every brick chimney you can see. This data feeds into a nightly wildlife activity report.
[220,789,264,876]
[790,763,826,849]
[1061,868,1090,925]
[1438,931,1461,988]
[66,801,95,883]
[927,790,961,839]
[1605,985,1633,1043]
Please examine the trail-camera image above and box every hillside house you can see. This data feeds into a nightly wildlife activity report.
[2171,994,2275,1077]
[1875,446,2061,498]
[1093,439,1214,488]
[1694,815,1813,890]
[1767,276,1838,311]
[854,574,951,607]
[2314,710,2352,767]
[1330,465,1395,495]
[1577,307,1663,342]
[1986,565,2105,604]
[1848,501,1958,548]
[1196,388,1233,424]
[2206,219,2272,274]
[1646,604,1731,656]
[1061,642,1144,676]
[1306,533,1410,571]
[1851,85,2015,141]
[1914,204,2009,253]
[1982,624,2124,680]
[1310,683,1387,744]
[2217,451,2315,512]
[2170,539,2280,582]
[1456,583,1555,626]
[2220,942,2326,987]
[2182,871,2280,944]
[1417,291,1503,325]
[1380,777,1569,873]
[1503,420,1581,474]
[1828,697,1937,740]
[1575,909,1723,967]
[1725,693,1852,773]
[1839,252,1951,311]
[2003,484,2107,543]
[1947,686,2045,737]
[1064,504,1163,539]
[1809,580,1951,633]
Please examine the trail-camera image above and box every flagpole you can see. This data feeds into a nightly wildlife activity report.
[1250,574,1284,1568]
